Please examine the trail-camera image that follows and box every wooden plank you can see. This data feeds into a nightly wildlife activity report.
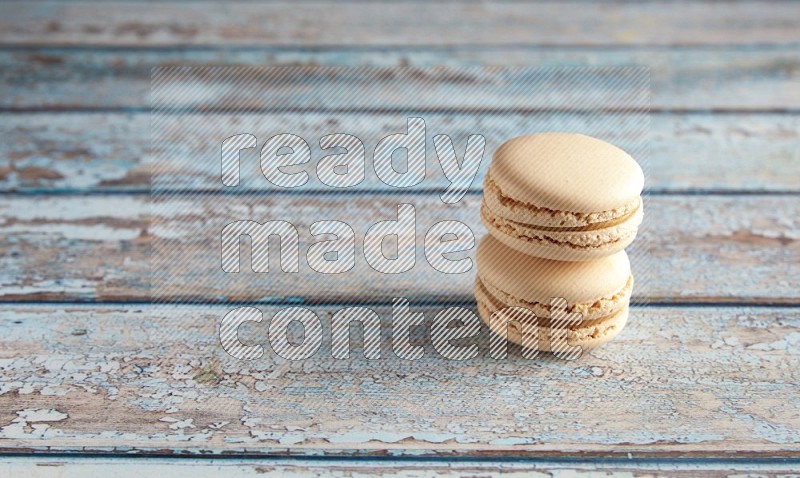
[3,112,797,193]
[2,456,800,477]
[0,304,798,457]
[2,2,799,47]
[2,48,800,110]
[145,66,652,112]
[0,194,798,303]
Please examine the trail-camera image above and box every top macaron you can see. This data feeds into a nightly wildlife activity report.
[481,133,644,261]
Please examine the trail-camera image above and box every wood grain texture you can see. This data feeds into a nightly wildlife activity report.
[0,304,798,457]
[2,2,799,47]
[3,0,799,467]
[3,456,800,477]
[2,112,797,193]
[3,47,800,110]
[1,194,798,303]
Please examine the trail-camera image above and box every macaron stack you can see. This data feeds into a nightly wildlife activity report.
[475,133,644,354]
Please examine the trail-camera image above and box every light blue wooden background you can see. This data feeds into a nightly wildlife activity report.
[0,2,799,476]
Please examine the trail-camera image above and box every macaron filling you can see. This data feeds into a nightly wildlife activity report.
[481,202,642,250]
[474,277,630,350]
[483,172,641,229]
[476,273,632,323]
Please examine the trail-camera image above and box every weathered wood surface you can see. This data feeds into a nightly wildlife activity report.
[3,2,799,47]
[3,456,800,478]
[150,66,651,114]
[3,48,800,110]
[1,194,798,303]
[3,112,798,193]
[3,0,800,469]
[0,305,798,457]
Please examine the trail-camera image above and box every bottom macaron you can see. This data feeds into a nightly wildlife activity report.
[473,234,633,354]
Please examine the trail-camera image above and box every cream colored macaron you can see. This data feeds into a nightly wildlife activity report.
[474,235,632,353]
[481,133,644,261]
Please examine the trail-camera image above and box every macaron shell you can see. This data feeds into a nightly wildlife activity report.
[474,278,629,352]
[481,201,643,261]
[490,133,644,214]
[475,234,632,307]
